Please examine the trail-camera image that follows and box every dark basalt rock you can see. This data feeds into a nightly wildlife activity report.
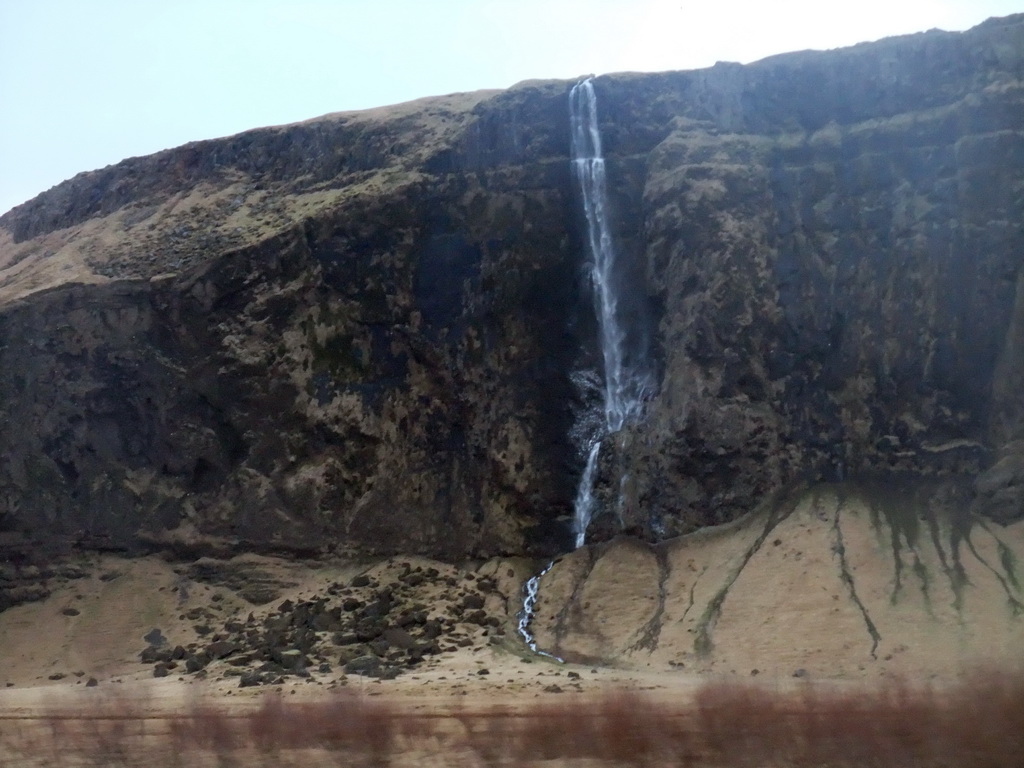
[205,641,240,660]
[462,593,485,610]
[143,628,166,647]
[0,16,1022,586]
[343,655,382,677]
[135,563,501,682]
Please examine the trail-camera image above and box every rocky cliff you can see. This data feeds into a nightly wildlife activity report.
[0,88,588,571]
[599,13,1024,538]
[1,16,1022,595]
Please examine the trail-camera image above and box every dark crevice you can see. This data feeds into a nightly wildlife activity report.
[911,553,934,618]
[887,508,905,604]
[964,516,1024,615]
[832,494,882,659]
[925,510,964,614]
[999,541,1021,593]
[948,517,971,615]
[863,481,958,617]
[974,517,1021,593]
[680,565,707,624]
[629,544,671,653]
[898,502,932,613]
[693,486,801,657]
[551,548,597,655]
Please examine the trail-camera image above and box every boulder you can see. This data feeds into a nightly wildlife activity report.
[343,655,382,677]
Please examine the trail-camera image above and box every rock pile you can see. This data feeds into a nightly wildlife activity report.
[138,563,507,686]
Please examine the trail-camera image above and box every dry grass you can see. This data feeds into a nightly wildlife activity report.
[0,671,1020,766]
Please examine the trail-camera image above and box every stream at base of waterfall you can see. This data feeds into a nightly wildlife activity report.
[517,77,653,657]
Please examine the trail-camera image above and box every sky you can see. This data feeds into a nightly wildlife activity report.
[1,0,1021,215]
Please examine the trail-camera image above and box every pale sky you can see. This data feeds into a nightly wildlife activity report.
[1,0,1021,215]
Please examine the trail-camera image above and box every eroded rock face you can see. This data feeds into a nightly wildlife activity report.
[589,15,1024,538]
[0,16,1022,580]
[531,484,1024,671]
[0,85,588,564]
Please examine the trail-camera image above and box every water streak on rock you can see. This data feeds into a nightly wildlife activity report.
[516,562,563,661]
[570,77,653,546]
[518,78,656,655]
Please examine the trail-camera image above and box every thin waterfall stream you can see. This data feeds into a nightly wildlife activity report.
[517,77,653,656]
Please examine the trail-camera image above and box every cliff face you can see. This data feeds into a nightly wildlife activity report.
[595,14,1024,538]
[1,16,1022,585]
[0,88,588,569]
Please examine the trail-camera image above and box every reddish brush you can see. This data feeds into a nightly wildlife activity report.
[1,670,1021,766]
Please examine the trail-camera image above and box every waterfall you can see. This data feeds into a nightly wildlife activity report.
[569,77,652,546]
[516,562,563,662]
[517,77,652,657]
[572,441,601,549]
